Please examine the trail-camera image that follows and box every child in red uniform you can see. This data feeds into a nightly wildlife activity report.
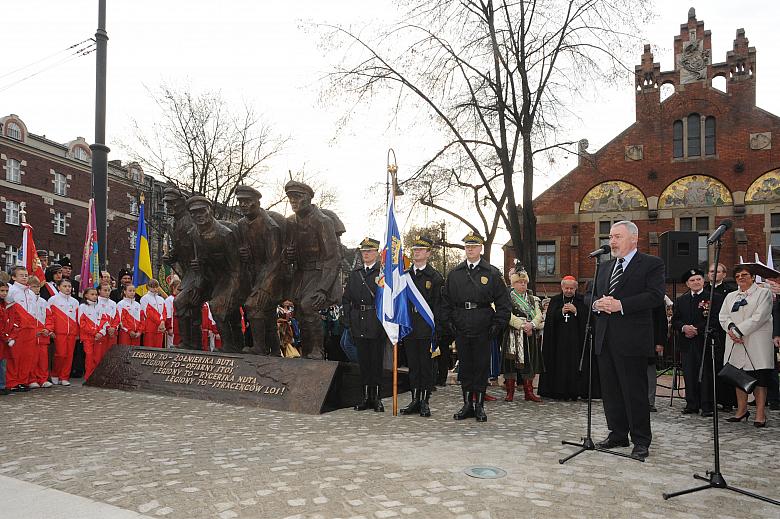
[165,278,180,348]
[6,267,37,392]
[0,281,10,395]
[27,276,53,388]
[116,284,142,346]
[96,283,117,362]
[46,278,79,386]
[140,279,166,348]
[79,287,105,380]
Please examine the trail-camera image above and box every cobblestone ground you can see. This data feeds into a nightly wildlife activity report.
[0,383,777,519]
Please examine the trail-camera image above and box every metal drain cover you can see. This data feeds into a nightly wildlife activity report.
[464,466,507,479]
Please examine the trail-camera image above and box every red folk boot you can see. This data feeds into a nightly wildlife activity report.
[504,379,516,402]
[523,379,542,402]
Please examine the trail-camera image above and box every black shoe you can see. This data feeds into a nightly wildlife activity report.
[399,389,420,415]
[770,402,780,412]
[454,391,475,420]
[11,385,29,393]
[595,436,630,449]
[649,405,658,412]
[753,420,767,428]
[681,407,699,415]
[474,392,487,422]
[354,385,371,411]
[373,386,385,412]
[419,390,431,418]
[631,444,649,460]
[726,411,750,422]
[701,411,714,417]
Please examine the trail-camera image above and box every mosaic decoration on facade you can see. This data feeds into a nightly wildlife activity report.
[580,181,647,212]
[658,175,732,208]
[746,169,780,203]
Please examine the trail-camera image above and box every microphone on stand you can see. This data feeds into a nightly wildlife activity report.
[706,219,733,244]
[587,244,611,258]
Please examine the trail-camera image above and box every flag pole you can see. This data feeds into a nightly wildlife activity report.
[387,149,399,416]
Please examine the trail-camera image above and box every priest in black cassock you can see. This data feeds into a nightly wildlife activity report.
[539,276,594,400]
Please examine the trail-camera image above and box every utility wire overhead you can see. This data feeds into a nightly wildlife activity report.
[0,39,96,93]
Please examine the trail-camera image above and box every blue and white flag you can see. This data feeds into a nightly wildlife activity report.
[375,191,437,354]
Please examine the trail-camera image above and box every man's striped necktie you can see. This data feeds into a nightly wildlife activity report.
[609,258,624,295]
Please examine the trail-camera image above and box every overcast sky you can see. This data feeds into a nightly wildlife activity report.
[3,1,779,263]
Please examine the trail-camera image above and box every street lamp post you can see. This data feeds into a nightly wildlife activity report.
[90,0,109,270]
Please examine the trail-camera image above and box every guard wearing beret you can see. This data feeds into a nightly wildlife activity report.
[399,236,443,417]
[343,237,386,412]
[57,256,80,300]
[671,268,724,417]
[234,185,283,356]
[441,232,511,422]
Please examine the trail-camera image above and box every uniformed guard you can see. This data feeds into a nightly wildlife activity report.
[234,185,283,356]
[441,232,511,422]
[343,237,386,412]
[399,235,443,417]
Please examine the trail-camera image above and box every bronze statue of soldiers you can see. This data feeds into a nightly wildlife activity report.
[283,180,342,359]
[441,232,511,423]
[185,196,244,352]
[343,237,386,411]
[234,185,283,356]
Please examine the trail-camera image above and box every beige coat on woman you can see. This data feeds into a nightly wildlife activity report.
[719,283,774,370]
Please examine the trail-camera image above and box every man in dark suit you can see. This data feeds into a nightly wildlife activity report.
[672,269,724,417]
[705,262,737,411]
[592,220,665,460]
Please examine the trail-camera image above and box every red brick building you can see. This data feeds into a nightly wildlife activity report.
[506,9,780,293]
[1,114,167,277]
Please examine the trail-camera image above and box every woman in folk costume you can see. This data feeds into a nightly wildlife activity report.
[140,279,167,348]
[502,268,544,402]
[78,287,106,380]
[46,278,79,386]
[27,276,53,388]
[116,284,142,346]
[164,277,180,348]
[96,283,117,363]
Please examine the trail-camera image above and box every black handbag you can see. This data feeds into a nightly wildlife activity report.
[718,332,758,394]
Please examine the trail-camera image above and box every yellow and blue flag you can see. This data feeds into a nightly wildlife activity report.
[133,196,154,296]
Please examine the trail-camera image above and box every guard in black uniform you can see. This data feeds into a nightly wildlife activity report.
[399,236,444,417]
[441,232,511,422]
[343,237,386,412]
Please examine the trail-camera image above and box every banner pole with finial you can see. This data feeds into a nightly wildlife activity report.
[387,148,399,416]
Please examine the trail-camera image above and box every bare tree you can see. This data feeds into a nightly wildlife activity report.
[122,84,286,219]
[322,0,650,284]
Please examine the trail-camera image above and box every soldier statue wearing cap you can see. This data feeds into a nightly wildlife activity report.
[343,237,386,411]
[283,180,343,359]
[441,232,511,422]
[671,267,724,417]
[399,235,443,417]
[234,185,283,356]
[182,195,244,352]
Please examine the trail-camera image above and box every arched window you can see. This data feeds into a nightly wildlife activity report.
[74,147,89,161]
[687,113,701,157]
[6,122,22,140]
[673,120,683,158]
[704,116,716,156]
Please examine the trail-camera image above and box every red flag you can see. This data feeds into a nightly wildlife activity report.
[21,223,46,282]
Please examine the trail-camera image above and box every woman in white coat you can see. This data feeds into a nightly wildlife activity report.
[719,265,774,427]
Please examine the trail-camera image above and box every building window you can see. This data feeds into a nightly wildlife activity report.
[537,241,556,277]
[704,116,716,156]
[5,200,20,225]
[54,172,67,196]
[673,120,683,159]
[130,197,139,216]
[129,168,141,182]
[6,122,22,141]
[5,158,21,183]
[4,245,19,271]
[130,230,137,250]
[687,113,701,157]
[74,147,89,161]
[680,216,709,267]
[54,212,67,235]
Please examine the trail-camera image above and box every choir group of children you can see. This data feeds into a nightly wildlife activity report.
[0,265,184,394]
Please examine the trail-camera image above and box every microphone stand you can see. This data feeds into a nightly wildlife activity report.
[559,252,640,464]
[663,236,780,505]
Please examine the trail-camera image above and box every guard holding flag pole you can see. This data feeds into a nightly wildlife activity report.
[343,237,385,412]
[442,232,511,422]
[400,236,443,417]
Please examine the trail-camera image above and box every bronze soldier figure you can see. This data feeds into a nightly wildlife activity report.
[234,185,283,356]
[283,180,342,359]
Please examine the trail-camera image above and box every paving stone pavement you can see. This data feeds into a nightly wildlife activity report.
[0,383,778,519]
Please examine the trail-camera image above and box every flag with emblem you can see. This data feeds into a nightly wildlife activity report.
[133,195,154,297]
[79,198,100,295]
[19,221,46,283]
[376,191,412,344]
